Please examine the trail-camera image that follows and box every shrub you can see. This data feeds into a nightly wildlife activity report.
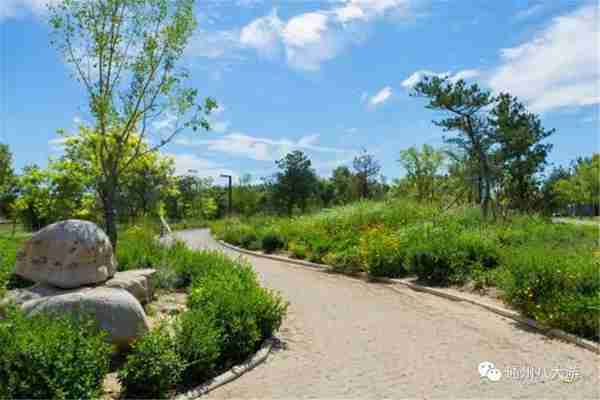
[188,261,287,366]
[118,324,184,399]
[221,223,255,247]
[0,307,112,400]
[288,241,308,259]
[408,225,499,285]
[323,247,362,274]
[499,247,600,340]
[117,225,164,271]
[174,309,222,383]
[261,232,284,254]
[359,227,406,278]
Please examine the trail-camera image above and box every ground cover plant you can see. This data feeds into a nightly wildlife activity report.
[211,199,599,340]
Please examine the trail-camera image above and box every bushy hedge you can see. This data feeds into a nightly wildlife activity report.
[358,227,406,278]
[0,307,112,400]
[188,260,287,366]
[499,247,600,340]
[118,323,184,399]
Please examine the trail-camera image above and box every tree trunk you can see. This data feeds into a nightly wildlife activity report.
[101,180,118,250]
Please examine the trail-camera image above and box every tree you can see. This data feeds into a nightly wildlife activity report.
[352,149,381,199]
[398,144,445,202]
[555,154,600,216]
[330,166,356,204]
[489,93,554,211]
[541,165,571,216]
[272,151,318,215]
[412,77,495,217]
[0,144,16,218]
[49,0,216,248]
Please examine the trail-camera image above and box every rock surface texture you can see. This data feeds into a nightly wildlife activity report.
[15,220,117,289]
[6,220,154,350]
[22,287,149,349]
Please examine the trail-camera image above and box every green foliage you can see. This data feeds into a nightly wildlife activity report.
[0,307,112,400]
[261,231,285,254]
[118,324,184,399]
[358,227,406,278]
[554,154,600,213]
[188,261,287,366]
[323,246,362,274]
[398,144,446,202]
[0,234,28,296]
[174,309,222,383]
[288,241,308,259]
[498,248,599,340]
[409,225,499,285]
[271,150,319,215]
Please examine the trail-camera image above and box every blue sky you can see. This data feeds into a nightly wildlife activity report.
[0,0,598,183]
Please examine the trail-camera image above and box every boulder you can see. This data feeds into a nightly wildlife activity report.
[22,287,149,349]
[104,269,156,304]
[15,220,117,289]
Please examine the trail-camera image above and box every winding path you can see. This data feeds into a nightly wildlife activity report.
[176,229,599,399]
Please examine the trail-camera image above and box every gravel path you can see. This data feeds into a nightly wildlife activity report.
[176,229,599,399]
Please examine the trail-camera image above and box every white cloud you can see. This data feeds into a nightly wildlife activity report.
[211,120,230,134]
[401,68,480,88]
[240,9,283,58]
[176,132,348,162]
[488,4,599,112]
[189,0,416,70]
[514,3,545,20]
[165,153,237,180]
[368,86,392,107]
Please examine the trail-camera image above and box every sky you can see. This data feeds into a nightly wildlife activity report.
[0,0,598,183]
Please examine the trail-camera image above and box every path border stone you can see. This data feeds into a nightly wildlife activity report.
[218,240,599,355]
[174,338,274,400]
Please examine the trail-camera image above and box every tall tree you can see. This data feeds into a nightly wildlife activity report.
[555,154,600,216]
[352,149,381,199]
[49,0,215,247]
[272,151,318,215]
[489,93,554,211]
[0,144,16,217]
[330,166,355,204]
[398,144,445,202]
[412,77,495,217]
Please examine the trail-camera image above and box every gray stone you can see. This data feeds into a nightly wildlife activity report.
[104,269,156,304]
[15,220,117,289]
[22,287,149,349]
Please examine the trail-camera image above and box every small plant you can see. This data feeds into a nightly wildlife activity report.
[118,324,184,399]
[288,241,308,259]
[174,309,222,383]
[261,232,284,254]
[323,247,362,274]
[359,227,406,278]
[0,307,112,400]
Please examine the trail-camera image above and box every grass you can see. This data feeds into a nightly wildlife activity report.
[211,199,599,341]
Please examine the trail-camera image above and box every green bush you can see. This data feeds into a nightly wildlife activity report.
[323,246,362,274]
[117,225,164,271]
[0,307,112,400]
[288,241,308,259]
[408,226,499,285]
[188,261,287,366]
[174,309,222,383]
[499,247,600,340]
[0,235,27,295]
[358,227,406,278]
[261,232,284,254]
[118,324,184,399]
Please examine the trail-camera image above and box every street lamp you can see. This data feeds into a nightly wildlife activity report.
[220,174,232,217]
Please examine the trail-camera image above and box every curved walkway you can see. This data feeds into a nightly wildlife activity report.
[176,229,599,399]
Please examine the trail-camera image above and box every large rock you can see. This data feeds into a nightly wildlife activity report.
[15,220,117,289]
[21,287,149,349]
[104,269,156,304]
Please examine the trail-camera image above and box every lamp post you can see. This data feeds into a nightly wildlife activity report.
[220,174,232,217]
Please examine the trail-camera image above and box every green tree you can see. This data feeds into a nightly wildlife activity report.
[330,166,356,204]
[0,144,16,218]
[49,0,216,248]
[412,77,495,217]
[398,144,445,202]
[489,93,554,211]
[555,154,600,215]
[352,149,381,199]
[272,151,318,215]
